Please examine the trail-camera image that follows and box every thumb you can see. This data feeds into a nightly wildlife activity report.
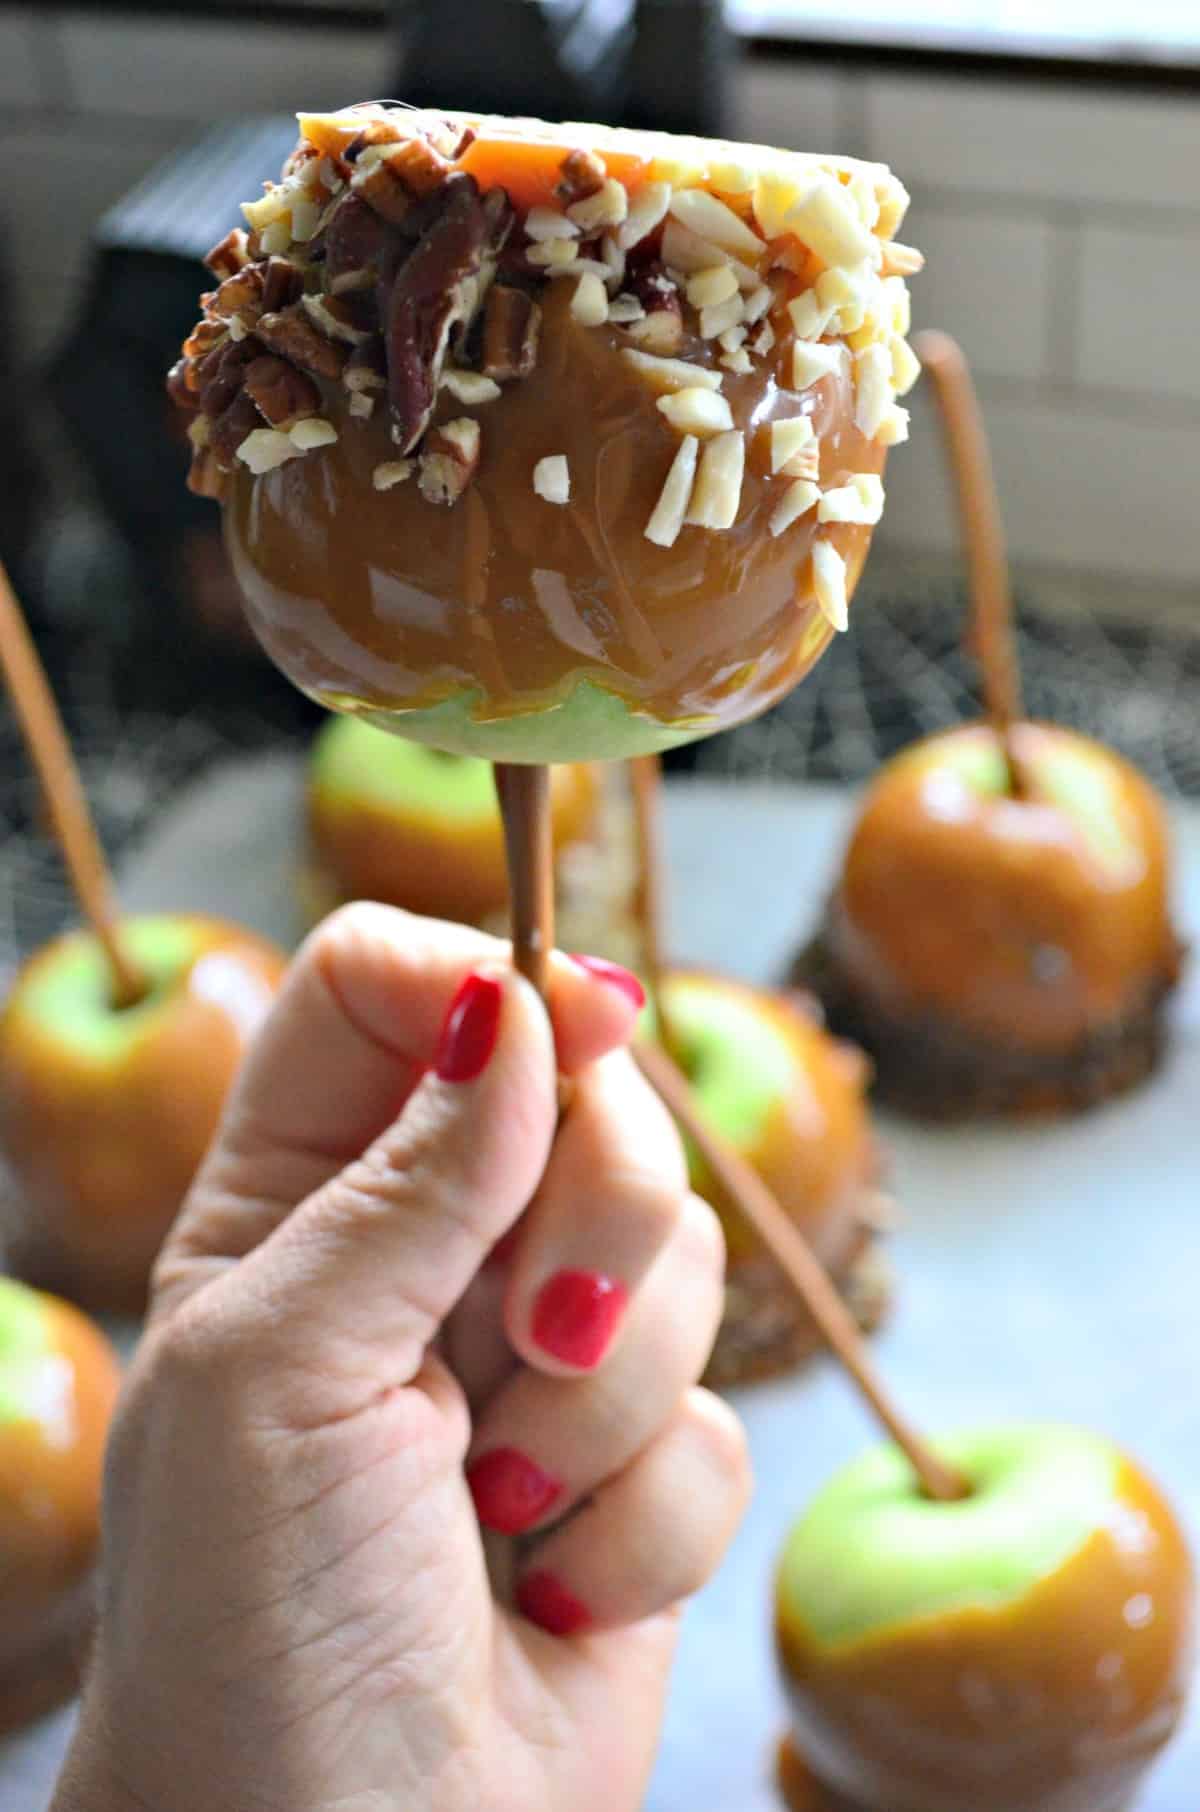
[209,960,558,1429]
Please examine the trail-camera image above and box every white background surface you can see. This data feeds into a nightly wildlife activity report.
[3,763,1199,1810]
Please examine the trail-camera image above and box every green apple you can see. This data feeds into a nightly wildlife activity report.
[776,1422,1195,1811]
[0,913,287,1313]
[0,1273,52,1426]
[348,679,708,762]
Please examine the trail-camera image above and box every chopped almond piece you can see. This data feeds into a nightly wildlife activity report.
[570,271,609,326]
[876,403,910,446]
[721,348,752,374]
[236,428,302,474]
[668,189,763,260]
[788,289,837,342]
[685,429,745,530]
[769,479,820,536]
[349,391,376,419]
[289,418,338,451]
[441,369,502,404]
[776,176,875,271]
[645,435,699,547]
[656,387,734,436]
[770,417,815,474]
[622,349,723,393]
[616,180,672,253]
[699,295,744,340]
[854,343,893,437]
[373,459,414,490]
[661,219,759,290]
[818,473,885,525]
[812,539,849,631]
[566,178,629,233]
[719,325,747,353]
[742,283,773,325]
[528,238,580,268]
[533,454,571,504]
[525,206,580,242]
[792,342,842,390]
[881,241,925,277]
[891,336,921,396]
[608,294,645,324]
[688,266,739,309]
[419,418,482,504]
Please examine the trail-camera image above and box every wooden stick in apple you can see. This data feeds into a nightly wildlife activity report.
[493,762,554,1000]
[0,560,147,1009]
[636,1038,969,1504]
[913,330,1026,796]
[628,754,676,1046]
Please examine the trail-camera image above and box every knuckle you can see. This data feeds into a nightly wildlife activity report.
[687,1386,754,1505]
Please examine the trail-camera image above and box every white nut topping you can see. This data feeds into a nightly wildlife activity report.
[849,172,881,231]
[660,220,759,291]
[528,237,580,268]
[854,343,894,437]
[259,218,292,257]
[608,293,645,324]
[792,341,842,390]
[645,434,699,548]
[668,188,763,260]
[656,387,734,436]
[741,283,773,325]
[290,417,338,450]
[623,349,723,393]
[882,274,912,338]
[441,368,502,404]
[881,241,924,277]
[373,459,414,490]
[546,256,612,282]
[788,288,838,342]
[816,263,872,334]
[769,479,821,537]
[616,179,672,253]
[876,403,910,446]
[699,294,744,340]
[241,185,291,232]
[349,391,376,419]
[812,539,849,631]
[719,325,747,352]
[688,265,738,309]
[891,336,921,396]
[566,177,629,233]
[525,206,580,243]
[228,316,248,343]
[752,319,776,356]
[289,193,321,243]
[570,271,610,327]
[533,454,571,505]
[818,473,885,525]
[782,176,876,270]
[770,416,815,474]
[600,233,626,289]
[236,428,302,474]
[686,429,745,530]
[721,348,752,374]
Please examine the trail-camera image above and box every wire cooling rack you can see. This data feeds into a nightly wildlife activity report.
[3,557,1200,994]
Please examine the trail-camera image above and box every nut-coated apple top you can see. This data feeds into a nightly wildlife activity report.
[169,105,922,760]
[827,721,1182,1051]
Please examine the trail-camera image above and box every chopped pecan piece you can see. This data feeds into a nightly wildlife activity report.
[385,176,512,453]
[198,335,262,418]
[481,285,541,380]
[623,262,683,354]
[321,193,390,289]
[187,448,230,500]
[256,307,347,380]
[261,255,305,313]
[383,135,453,197]
[556,148,606,204]
[212,264,265,323]
[244,354,320,429]
[182,318,226,363]
[204,228,251,278]
[167,358,199,409]
[343,117,405,163]
[302,291,375,346]
[209,391,264,466]
[418,417,481,504]
[351,156,413,226]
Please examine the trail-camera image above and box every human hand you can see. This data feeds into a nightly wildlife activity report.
[53,905,749,1812]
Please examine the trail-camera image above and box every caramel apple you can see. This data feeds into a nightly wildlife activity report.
[170,104,921,762]
[0,1275,120,1733]
[0,915,287,1313]
[659,971,888,1387]
[307,714,601,921]
[775,1424,1195,1811]
[798,721,1184,1118]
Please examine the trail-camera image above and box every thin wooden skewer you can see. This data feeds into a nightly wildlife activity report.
[636,1039,970,1503]
[913,329,1026,796]
[494,762,554,1001]
[628,753,677,1051]
[0,559,146,1008]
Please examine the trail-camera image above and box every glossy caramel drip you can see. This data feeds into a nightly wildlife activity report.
[777,1460,1194,1812]
[828,723,1180,1052]
[226,283,884,735]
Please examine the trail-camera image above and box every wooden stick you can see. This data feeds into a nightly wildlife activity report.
[628,754,677,1050]
[494,762,554,1000]
[913,330,1026,795]
[0,560,146,1008]
[635,1039,970,1503]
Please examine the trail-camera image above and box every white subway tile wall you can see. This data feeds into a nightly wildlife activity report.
[2,9,1198,593]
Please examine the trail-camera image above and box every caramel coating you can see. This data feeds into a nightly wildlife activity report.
[0,917,287,1313]
[0,1295,119,1729]
[226,283,883,746]
[826,723,1180,1052]
[777,1459,1194,1812]
[309,749,601,922]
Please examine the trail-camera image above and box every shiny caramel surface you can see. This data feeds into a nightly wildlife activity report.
[0,917,286,1313]
[309,754,600,921]
[828,723,1179,1051]
[226,283,884,737]
[777,1459,1194,1812]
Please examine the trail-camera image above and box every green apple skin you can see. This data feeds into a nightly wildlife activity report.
[776,1423,1195,1812]
[655,971,875,1270]
[0,1273,53,1426]
[833,721,1179,1054]
[0,914,287,1314]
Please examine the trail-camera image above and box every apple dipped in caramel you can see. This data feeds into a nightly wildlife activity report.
[169,105,922,762]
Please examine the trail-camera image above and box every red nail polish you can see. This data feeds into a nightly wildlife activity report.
[531,1270,628,1369]
[435,972,503,1083]
[570,954,646,1011]
[467,1448,563,1535]
[517,1569,592,1637]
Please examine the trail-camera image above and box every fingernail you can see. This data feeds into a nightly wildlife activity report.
[435,972,503,1083]
[467,1447,563,1535]
[517,1569,592,1637]
[531,1269,628,1370]
[570,954,646,1012]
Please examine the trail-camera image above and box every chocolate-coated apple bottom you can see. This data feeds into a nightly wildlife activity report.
[171,106,921,758]
[776,1455,1193,1812]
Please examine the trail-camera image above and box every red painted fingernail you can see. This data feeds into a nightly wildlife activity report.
[435,972,503,1083]
[517,1569,592,1637]
[467,1448,563,1535]
[570,954,646,1011]
[531,1269,628,1369]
